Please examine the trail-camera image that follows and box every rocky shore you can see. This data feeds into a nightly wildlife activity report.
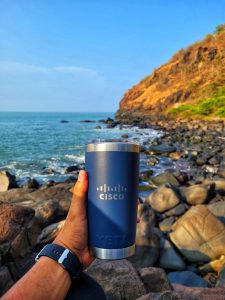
[0,117,225,299]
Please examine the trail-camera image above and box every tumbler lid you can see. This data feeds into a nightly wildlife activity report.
[86,139,139,153]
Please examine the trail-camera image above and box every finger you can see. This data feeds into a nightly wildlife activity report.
[69,170,88,217]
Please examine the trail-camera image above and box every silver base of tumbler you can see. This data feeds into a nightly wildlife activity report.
[91,244,135,260]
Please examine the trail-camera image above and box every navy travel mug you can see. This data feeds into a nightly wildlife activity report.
[85,139,140,259]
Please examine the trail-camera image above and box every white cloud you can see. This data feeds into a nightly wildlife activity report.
[0,61,98,76]
[53,66,97,76]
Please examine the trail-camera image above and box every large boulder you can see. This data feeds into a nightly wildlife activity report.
[168,271,208,288]
[128,220,159,269]
[170,205,225,262]
[0,202,39,263]
[0,182,73,228]
[86,259,146,300]
[159,238,186,271]
[0,266,14,296]
[0,171,17,192]
[138,267,172,293]
[181,183,215,205]
[208,201,225,225]
[146,184,180,213]
[37,220,65,244]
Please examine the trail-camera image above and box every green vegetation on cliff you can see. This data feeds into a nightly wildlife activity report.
[116,24,225,121]
[169,86,225,118]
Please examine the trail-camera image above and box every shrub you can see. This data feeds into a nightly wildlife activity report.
[214,24,225,35]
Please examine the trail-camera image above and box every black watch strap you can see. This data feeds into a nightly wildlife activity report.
[35,243,83,279]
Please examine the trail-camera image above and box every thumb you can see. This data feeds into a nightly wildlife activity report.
[69,170,88,218]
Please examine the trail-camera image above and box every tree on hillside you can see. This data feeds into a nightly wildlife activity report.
[214,23,225,35]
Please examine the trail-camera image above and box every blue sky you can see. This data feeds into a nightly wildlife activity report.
[0,0,224,112]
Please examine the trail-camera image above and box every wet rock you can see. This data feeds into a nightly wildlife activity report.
[148,144,176,155]
[22,178,39,189]
[216,267,225,288]
[98,117,114,124]
[139,170,154,181]
[95,125,101,129]
[138,267,172,293]
[169,152,181,160]
[146,156,160,166]
[146,184,180,213]
[0,171,18,192]
[80,119,95,123]
[149,171,180,187]
[208,201,225,225]
[159,216,175,232]
[159,238,186,271]
[121,134,129,138]
[86,259,146,300]
[181,183,215,205]
[170,205,225,262]
[0,266,14,296]
[168,271,208,287]
[60,120,69,123]
[65,165,80,173]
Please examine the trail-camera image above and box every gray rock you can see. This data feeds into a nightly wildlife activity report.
[181,183,215,205]
[159,217,176,232]
[65,165,80,173]
[146,184,180,213]
[138,203,156,225]
[22,178,39,189]
[0,266,14,296]
[208,201,225,225]
[149,171,180,187]
[168,271,208,287]
[86,259,146,300]
[0,171,18,192]
[159,238,186,271]
[37,220,65,244]
[216,267,225,288]
[148,144,176,155]
[170,205,225,262]
[121,134,129,138]
[146,156,160,166]
[128,221,159,269]
[139,170,154,181]
[164,203,187,217]
[138,267,172,293]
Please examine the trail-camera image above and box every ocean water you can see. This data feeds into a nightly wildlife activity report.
[0,112,161,185]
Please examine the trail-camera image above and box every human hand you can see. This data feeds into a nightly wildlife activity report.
[54,170,95,268]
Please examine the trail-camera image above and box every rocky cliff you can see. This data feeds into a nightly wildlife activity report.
[116,28,225,122]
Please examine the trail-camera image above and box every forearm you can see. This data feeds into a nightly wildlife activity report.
[2,257,71,300]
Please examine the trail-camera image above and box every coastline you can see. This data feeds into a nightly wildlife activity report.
[1,115,225,297]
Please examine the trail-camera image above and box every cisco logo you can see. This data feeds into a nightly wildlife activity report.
[96,184,127,200]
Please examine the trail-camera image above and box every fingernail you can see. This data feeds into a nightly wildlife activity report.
[78,170,86,182]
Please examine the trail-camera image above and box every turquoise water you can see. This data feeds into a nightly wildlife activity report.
[0,112,159,184]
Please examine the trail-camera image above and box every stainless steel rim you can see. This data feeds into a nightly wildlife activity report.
[91,244,135,260]
[86,141,139,153]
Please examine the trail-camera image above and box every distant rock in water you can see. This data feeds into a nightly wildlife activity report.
[65,165,80,173]
[80,119,96,123]
[60,120,69,123]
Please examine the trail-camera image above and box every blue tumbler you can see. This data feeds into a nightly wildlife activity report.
[85,139,140,259]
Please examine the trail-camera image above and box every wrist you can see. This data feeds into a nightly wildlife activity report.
[53,237,83,264]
